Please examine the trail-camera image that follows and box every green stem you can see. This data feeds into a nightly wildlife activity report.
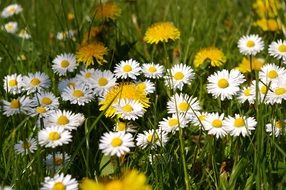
[179,127,190,190]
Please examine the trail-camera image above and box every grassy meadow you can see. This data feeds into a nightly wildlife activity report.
[1,0,286,189]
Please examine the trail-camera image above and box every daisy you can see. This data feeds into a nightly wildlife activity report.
[113,99,145,120]
[28,106,52,118]
[268,40,286,60]
[265,119,285,137]
[3,21,18,34]
[41,173,78,190]
[159,114,189,133]
[237,86,255,104]
[2,96,35,116]
[167,93,201,118]
[22,72,51,94]
[266,81,286,104]
[1,4,23,18]
[90,69,117,96]
[75,68,96,86]
[45,152,70,171]
[18,29,31,39]
[203,112,227,138]
[38,126,72,148]
[99,131,134,157]
[136,129,168,149]
[259,63,286,84]
[165,63,194,90]
[224,114,257,137]
[44,110,85,131]
[190,111,209,127]
[61,84,94,106]
[33,91,59,109]
[113,120,137,133]
[144,22,180,44]
[193,47,226,68]
[237,34,264,55]
[14,138,37,155]
[114,59,141,79]
[136,80,156,94]
[141,63,164,79]
[52,53,77,76]
[58,77,80,93]
[207,69,245,100]
[3,73,24,94]
[94,2,121,21]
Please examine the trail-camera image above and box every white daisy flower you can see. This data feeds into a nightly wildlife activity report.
[28,106,52,118]
[14,138,37,155]
[3,73,24,94]
[99,131,135,157]
[58,77,80,93]
[268,40,286,60]
[45,152,70,171]
[136,80,156,94]
[1,4,23,18]
[22,72,51,94]
[56,30,76,41]
[113,99,145,120]
[114,59,141,79]
[61,84,94,106]
[52,53,77,76]
[3,21,18,34]
[113,120,137,133]
[33,91,59,109]
[18,29,31,39]
[2,96,35,116]
[142,63,164,79]
[224,114,257,137]
[237,34,264,55]
[136,129,168,149]
[90,69,117,97]
[159,114,189,133]
[237,86,255,104]
[259,63,286,84]
[265,119,285,137]
[204,112,227,138]
[266,80,286,104]
[44,110,85,131]
[165,63,194,90]
[75,68,96,87]
[40,173,78,190]
[190,111,209,127]
[207,69,245,100]
[38,126,72,148]
[167,93,201,118]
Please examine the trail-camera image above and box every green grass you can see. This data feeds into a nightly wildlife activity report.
[1,0,286,189]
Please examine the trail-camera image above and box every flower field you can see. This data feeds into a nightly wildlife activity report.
[1,0,286,189]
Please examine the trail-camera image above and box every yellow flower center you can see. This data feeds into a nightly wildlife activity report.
[10,99,20,108]
[116,122,126,131]
[246,40,255,48]
[267,70,278,79]
[147,134,159,143]
[57,115,69,125]
[60,60,70,68]
[174,72,184,80]
[275,121,283,129]
[178,101,189,112]
[105,180,123,190]
[278,44,286,53]
[8,7,16,14]
[111,137,123,147]
[85,72,92,78]
[217,78,229,88]
[41,97,52,105]
[148,66,157,73]
[123,65,132,72]
[36,106,47,113]
[122,104,133,112]
[243,88,251,96]
[212,119,222,128]
[260,85,267,94]
[199,115,206,122]
[22,142,31,149]
[234,117,245,128]
[98,77,108,86]
[168,118,178,127]
[73,89,84,97]
[52,182,66,190]
[8,79,17,87]
[48,132,60,141]
[30,78,41,86]
[275,87,286,95]
[54,157,63,165]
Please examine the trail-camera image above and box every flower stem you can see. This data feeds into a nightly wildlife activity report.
[179,127,190,190]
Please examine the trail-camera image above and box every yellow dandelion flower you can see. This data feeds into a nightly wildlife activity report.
[94,2,121,21]
[255,18,281,32]
[236,57,265,73]
[193,47,226,68]
[80,178,104,190]
[99,82,150,118]
[253,0,281,18]
[82,26,103,44]
[76,42,108,67]
[144,22,180,44]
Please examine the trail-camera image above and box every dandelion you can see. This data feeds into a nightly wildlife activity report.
[1,4,23,18]
[3,73,24,94]
[99,131,134,157]
[22,72,51,94]
[76,42,108,67]
[52,53,77,76]
[94,2,121,21]
[14,138,37,155]
[236,57,264,73]
[38,126,72,148]
[3,21,18,34]
[61,84,94,106]
[113,99,145,120]
[82,26,103,44]
[237,34,264,56]
[255,18,281,32]
[41,173,78,190]
[268,40,286,61]
[193,47,226,68]
[136,129,168,149]
[144,22,180,44]
[252,0,281,18]
[114,59,141,80]
[142,63,165,79]
[2,96,35,116]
